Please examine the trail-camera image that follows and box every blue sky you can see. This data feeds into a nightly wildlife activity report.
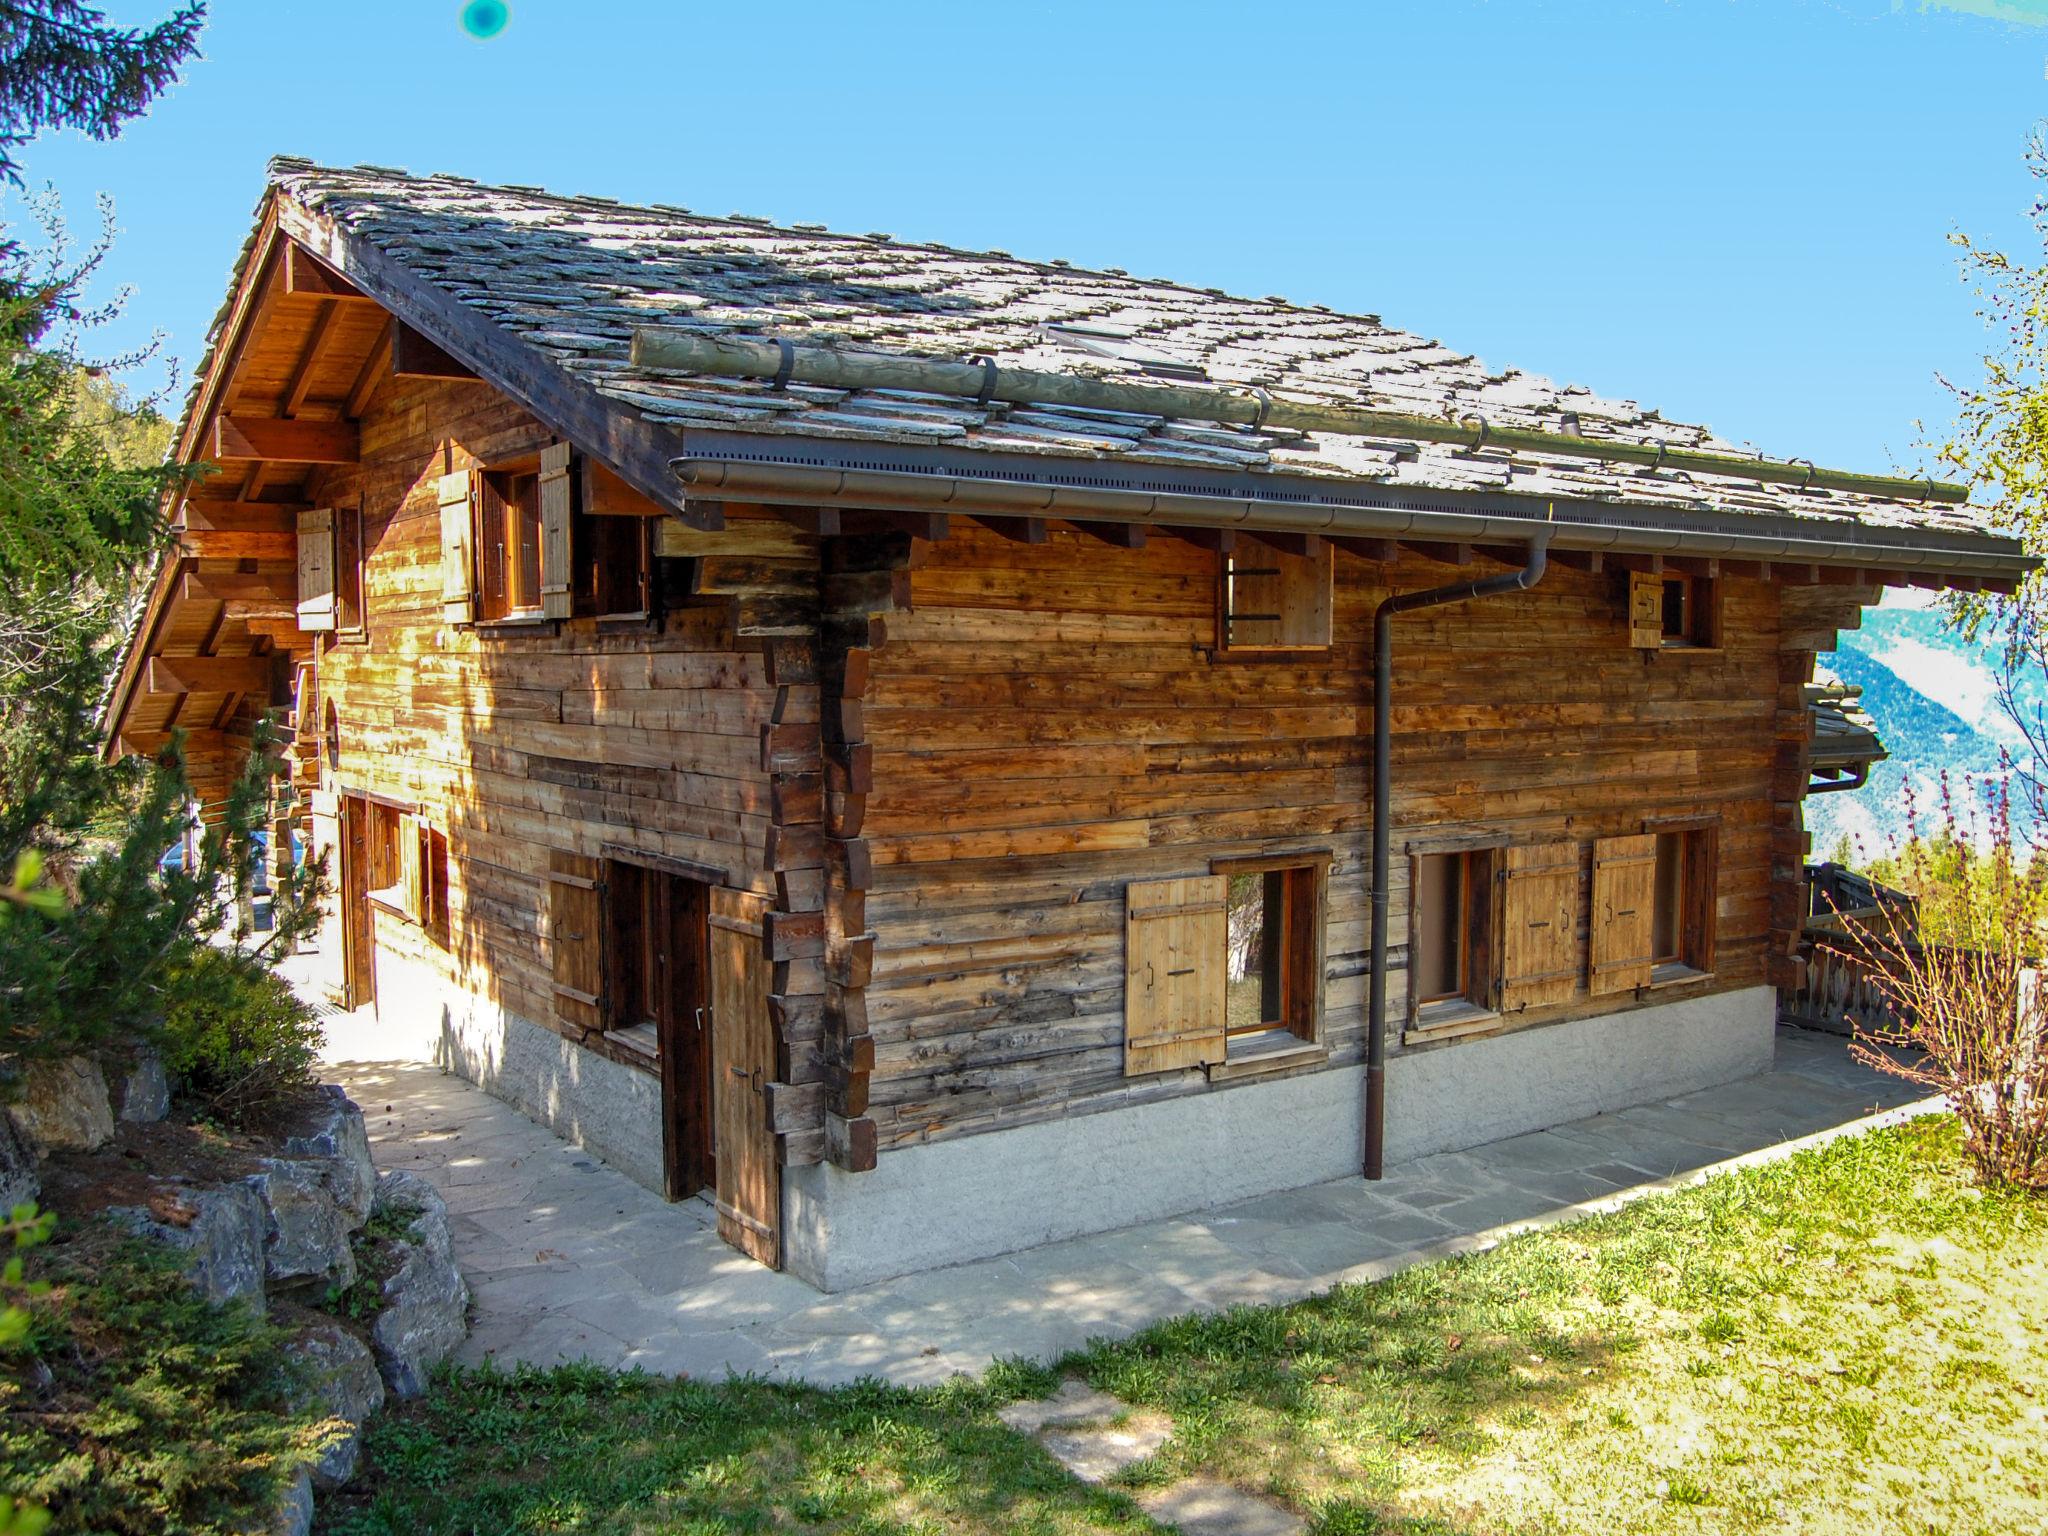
[8,0,2048,475]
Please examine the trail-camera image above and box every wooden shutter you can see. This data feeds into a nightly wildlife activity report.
[1589,834,1657,994]
[547,849,605,1034]
[538,442,574,620]
[296,507,336,631]
[1222,545,1333,651]
[1686,824,1720,973]
[710,886,781,1268]
[438,471,475,624]
[1627,571,1662,649]
[1124,875,1228,1075]
[397,813,423,923]
[1500,842,1580,1013]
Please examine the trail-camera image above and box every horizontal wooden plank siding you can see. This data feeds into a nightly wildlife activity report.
[859,524,1787,1152]
[307,375,787,1062]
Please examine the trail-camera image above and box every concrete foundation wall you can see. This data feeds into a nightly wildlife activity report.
[369,947,665,1195]
[785,984,1776,1291]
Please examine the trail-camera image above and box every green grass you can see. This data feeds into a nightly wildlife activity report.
[325,1118,2048,1535]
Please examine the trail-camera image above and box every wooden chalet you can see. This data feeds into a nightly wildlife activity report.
[104,161,2031,1288]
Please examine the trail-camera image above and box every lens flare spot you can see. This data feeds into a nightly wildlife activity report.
[461,1,509,39]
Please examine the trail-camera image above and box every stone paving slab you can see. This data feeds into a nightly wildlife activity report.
[322,1027,1938,1386]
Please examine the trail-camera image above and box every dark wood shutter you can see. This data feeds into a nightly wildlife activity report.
[1124,875,1228,1075]
[1590,834,1657,994]
[548,849,605,1034]
[296,507,336,631]
[438,471,475,623]
[710,887,780,1268]
[538,443,574,620]
[1501,842,1579,1013]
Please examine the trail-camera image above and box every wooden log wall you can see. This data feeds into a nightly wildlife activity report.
[856,521,1810,1153]
[306,374,793,1074]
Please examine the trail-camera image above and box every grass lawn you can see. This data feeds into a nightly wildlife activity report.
[322,1116,2048,1535]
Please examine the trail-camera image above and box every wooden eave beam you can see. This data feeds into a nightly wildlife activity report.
[346,322,394,419]
[1328,534,1396,563]
[1401,539,1473,567]
[1167,525,1238,555]
[180,568,297,604]
[773,506,841,537]
[282,298,349,418]
[283,242,374,302]
[1242,530,1324,559]
[1069,520,1145,549]
[273,194,717,530]
[180,499,303,534]
[1546,549,1603,573]
[974,514,1048,544]
[391,320,480,380]
[147,654,279,698]
[212,415,359,464]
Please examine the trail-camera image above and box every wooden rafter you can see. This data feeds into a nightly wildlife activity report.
[212,415,359,464]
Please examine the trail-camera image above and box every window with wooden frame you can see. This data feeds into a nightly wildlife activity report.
[574,490,656,620]
[333,504,366,635]
[464,442,574,625]
[1220,542,1333,652]
[603,859,662,1062]
[361,801,406,909]
[1627,570,1720,650]
[1408,847,1500,1030]
[1591,823,1717,991]
[1218,853,1328,1050]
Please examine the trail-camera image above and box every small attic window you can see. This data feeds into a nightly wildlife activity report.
[1039,323,1209,382]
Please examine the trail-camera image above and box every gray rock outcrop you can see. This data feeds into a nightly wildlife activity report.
[0,1114,37,1213]
[244,1159,355,1290]
[282,1086,375,1225]
[368,1169,469,1397]
[108,1182,267,1313]
[113,1051,171,1123]
[10,1055,114,1155]
[285,1324,385,1488]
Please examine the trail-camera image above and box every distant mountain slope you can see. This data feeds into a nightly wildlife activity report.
[1808,601,2033,856]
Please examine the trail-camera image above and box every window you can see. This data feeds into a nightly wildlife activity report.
[1219,542,1333,652]
[418,822,450,946]
[477,469,544,620]
[1652,825,1717,976]
[1628,570,1719,650]
[1123,853,1329,1077]
[1410,848,1499,1026]
[605,860,661,1056]
[334,505,366,634]
[576,500,654,619]
[362,801,405,907]
[1222,862,1322,1042]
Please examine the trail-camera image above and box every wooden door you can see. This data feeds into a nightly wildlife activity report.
[339,796,374,1008]
[708,886,780,1268]
[657,875,715,1201]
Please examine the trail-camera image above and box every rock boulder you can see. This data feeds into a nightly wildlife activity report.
[245,1159,355,1290]
[108,1182,267,1313]
[284,1323,385,1488]
[282,1086,375,1226]
[368,1169,469,1397]
[0,1114,37,1213]
[10,1055,114,1155]
[112,1051,171,1124]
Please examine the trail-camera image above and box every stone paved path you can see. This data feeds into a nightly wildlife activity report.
[323,1027,1934,1387]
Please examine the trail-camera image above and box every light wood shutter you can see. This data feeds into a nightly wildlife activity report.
[296,507,336,631]
[1222,545,1334,651]
[438,471,475,624]
[1590,833,1657,994]
[547,849,605,1034]
[1627,571,1662,649]
[538,442,574,620]
[1501,842,1580,1013]
[1124,875,1228,1075]
[397,813,424,923]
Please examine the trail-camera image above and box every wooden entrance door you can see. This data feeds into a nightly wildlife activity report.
[708,886,781,1268]
[339,795,375,1008]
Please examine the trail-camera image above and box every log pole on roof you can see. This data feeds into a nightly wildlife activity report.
[630,329,1970,505]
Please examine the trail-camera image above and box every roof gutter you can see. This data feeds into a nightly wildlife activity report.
[672,456,2034,583]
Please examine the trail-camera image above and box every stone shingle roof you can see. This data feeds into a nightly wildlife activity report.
[267,158,1995,541]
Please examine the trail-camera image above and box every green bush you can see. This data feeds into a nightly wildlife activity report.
[0,1229,323,1535]
[156,946,323,1131]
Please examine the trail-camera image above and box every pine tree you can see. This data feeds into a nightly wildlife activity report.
[0,1,205,184]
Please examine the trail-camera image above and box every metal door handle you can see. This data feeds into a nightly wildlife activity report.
[693,1006,705,1031]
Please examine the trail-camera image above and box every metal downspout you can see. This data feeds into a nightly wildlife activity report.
[1365,537,1550,1180]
